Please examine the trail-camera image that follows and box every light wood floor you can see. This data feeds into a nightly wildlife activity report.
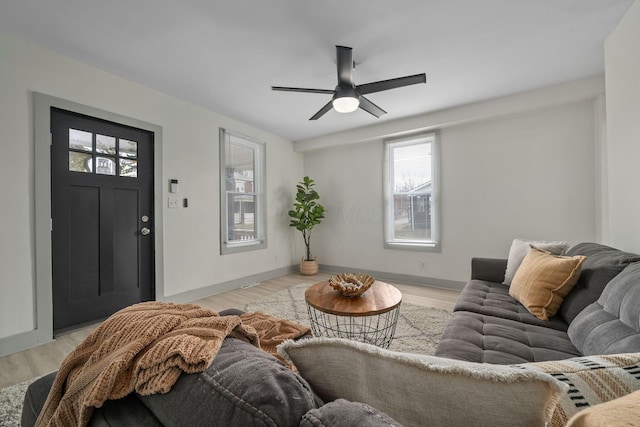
[0,272,459,388]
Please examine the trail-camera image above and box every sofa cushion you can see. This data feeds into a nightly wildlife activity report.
[434,311,581,364]
[280,337,566,427]
[559,242,640,324]
[508,248,586,320]
[454,280,569,331]
[504,238,569,285]
[300,399,403,427]
[568,262,640,355]
[22,372,163,427]
[22,373,55,427]
[138,337,321,427]
[516,352,640,427]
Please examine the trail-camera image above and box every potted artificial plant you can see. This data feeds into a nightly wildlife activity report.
[288,176,325,275]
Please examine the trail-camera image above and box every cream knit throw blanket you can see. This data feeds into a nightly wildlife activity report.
[35,302,308,427]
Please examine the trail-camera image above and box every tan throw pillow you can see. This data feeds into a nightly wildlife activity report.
[509,247,586,320]
[279,337,566,427]
[565,389,640,427]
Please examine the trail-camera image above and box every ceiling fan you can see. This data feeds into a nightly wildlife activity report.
[272,45,427,120]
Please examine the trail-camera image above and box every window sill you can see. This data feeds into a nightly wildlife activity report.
[384,241,440,252]
[221,240,267,255]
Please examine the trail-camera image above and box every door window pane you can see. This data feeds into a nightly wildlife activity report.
[119,139,137,158]
[67,130,140,178]
[69,151,93,173]
[69,128,92,152]
[96,134,116,155]
[119,159,138,177]
[95,156,116,175]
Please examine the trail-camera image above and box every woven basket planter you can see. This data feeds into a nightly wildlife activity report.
[300,258,319,276]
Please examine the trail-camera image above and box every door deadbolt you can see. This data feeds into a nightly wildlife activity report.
[141,215,150,223]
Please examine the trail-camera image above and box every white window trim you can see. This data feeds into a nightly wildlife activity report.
[219,128,267,254]
[383,132,441,252]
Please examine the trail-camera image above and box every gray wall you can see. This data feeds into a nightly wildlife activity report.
[300,80,603,283]
[605,0,640,254]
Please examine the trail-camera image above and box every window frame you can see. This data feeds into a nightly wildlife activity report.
[219,128,267,254]
[383,132,440,252]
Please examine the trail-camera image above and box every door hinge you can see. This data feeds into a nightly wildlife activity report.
[49,132,53,146]
[50,218,53,232]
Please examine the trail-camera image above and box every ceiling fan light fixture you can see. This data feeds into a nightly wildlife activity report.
[332,94,360,113]
[332,88,360,113]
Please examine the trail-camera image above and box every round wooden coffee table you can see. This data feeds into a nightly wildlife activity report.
[304,280,402,348]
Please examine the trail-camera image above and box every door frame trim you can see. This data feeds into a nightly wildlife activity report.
[32,92,165,347]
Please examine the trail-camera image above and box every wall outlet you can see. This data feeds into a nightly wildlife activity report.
[168,198,179,209]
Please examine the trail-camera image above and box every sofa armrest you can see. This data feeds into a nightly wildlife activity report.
[471,257,507,283]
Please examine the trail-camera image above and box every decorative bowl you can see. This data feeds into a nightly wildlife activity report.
[328,273,375,297]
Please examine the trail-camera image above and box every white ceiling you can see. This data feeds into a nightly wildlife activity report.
[0,0,633,142]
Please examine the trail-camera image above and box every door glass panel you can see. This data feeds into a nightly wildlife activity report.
[119,139,137,158]
[69,151,93,173]
[69,128,92,152]
[96,134,116,155]
[119,159,138,177]
[95,156,116,175]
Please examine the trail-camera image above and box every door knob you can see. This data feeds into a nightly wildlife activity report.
[140,227,151,236]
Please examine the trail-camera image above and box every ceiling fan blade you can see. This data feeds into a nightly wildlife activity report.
[359,96,387,118]
[272,86,334,94]
[310,101,334,120]
[357,73,426,95]
[336,46,354,86]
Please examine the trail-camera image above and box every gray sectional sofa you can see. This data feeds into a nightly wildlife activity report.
[435,242,640,363]
[22,242,640,426]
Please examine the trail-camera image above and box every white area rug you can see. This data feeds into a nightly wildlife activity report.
[0,376,40,427]
[245,283,451,355]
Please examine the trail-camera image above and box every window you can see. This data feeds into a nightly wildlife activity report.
[220,128,266,254]
[68,128,138,177]
[384,133,439,250]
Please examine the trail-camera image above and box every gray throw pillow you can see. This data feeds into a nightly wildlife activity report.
[301,399,403,427]
[503,238,569,285]
[139,337,321,426]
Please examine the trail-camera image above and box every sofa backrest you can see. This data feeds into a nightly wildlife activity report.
[568,262,640,355]
[559,243,640,324]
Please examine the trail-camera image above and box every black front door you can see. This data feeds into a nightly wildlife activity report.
[50,107,154,331]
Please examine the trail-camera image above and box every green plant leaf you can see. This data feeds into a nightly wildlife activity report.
[288,176,326,260]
